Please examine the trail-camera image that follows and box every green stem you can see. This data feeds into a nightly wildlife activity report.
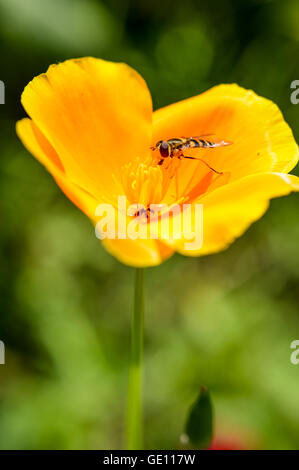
[127,268,144,450]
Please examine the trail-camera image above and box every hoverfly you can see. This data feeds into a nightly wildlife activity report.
[151,135,232,174]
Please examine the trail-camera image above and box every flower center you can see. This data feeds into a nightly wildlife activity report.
[119,157,174,208]
[115,154,230,220]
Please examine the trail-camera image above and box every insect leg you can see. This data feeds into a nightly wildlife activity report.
[182,155,223,174]
[175,171,179,200]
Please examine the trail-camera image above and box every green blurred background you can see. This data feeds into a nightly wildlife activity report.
[0,0,299,450]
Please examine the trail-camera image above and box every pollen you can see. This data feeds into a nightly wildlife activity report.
[119,157,174,208]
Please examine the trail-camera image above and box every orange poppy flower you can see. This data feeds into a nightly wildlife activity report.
[16,57,299,267]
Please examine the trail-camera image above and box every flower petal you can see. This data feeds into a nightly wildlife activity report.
[16,118,98,219]
[164,172,299,256]
[21,57,153,202]
[17,117,173,268]
[102,238,173,267]
[153,84,299,189]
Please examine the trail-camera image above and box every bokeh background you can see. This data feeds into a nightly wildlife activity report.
[0,0,299,450]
